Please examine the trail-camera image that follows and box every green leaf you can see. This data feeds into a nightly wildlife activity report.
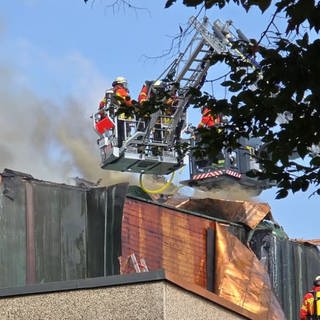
[301,180,309,192]
[291,180,302,193]
[183,0,204,7]
[204,0,219,9]
[165,0,177,8]
[276,189,289,199]
[257,0,272,13]
[297,143,308,158]
[221,80,234,87]
[229,83,242,92]
[310,156,320,166]
[296,32,309,48]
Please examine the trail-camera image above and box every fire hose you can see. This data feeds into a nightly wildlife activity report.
[139,171,175,194]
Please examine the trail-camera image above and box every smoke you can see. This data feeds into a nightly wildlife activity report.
[0,45,260,199]
[55,97,137,186]
[0,20,259,199]
[0,33,135,187]
[189,182,258,201]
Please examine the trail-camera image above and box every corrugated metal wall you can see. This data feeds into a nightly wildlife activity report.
[0,169,127,288]
[250,229,320,320]
[122,196,219,288]
[122,196,286,319]
[1,169,319,320]
[123,195,320,320]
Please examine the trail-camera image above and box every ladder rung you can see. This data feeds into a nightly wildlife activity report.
[187,68,199,72]
[181,77,199,81]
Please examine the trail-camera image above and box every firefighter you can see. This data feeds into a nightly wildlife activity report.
[138,79,178,111]
[98,77,133,115]
[138,80,178,155]
[111,76,133,108]
[99,77,132,108]
[99,76,134,147]
[198,107,221,128]
[113,76,134,147]
[300,275,320,320]
[196,107,224,170]
[138,80,155,105]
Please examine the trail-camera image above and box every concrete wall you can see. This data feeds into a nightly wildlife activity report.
[165,283,248,320]
[0,281,250,320]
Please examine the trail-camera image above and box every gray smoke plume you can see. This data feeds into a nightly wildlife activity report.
[0,47,135,187]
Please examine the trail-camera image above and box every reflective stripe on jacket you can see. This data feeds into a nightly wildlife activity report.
[300,286,320,320]
[113,85,132,107]
[138,84,149,104]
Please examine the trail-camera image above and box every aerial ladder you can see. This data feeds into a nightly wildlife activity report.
[92,16,274,194]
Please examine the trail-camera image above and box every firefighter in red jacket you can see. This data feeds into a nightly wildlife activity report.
[99,76,133,110]
[138,80,178,152]
[198,107,221,128]
[138,79,177,109]
[138,80,154,105]
[99,76,133,147]
[300,275,320,320]
[196,106,224,169]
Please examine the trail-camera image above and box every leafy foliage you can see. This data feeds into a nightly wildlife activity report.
[83,0,320,197]
[165,0,320,198]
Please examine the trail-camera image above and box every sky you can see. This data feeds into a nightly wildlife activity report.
[0,0,318,240]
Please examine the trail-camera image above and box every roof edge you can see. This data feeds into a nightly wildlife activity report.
[0,269,257,319]
[0,270,166,298]
[126,194,243,227]
[164,270,258,320]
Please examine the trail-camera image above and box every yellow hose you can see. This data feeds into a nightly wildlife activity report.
[139,171,175,194]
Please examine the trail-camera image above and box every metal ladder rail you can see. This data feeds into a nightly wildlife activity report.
[141,17,234,150]
[175,39,207,82]
[190,16,227,55]
[177,45,214,90]
[160,27,226,146]
[164,49,217,146]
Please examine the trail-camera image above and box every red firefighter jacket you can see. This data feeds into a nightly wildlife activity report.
[99,85,132,109]
[113,84,132,107]
[198,107,221,128]
[138,83,149,104]
[300,286,320,320]
[138,82,178,107]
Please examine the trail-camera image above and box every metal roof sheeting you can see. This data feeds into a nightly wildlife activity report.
[214,223,286,320]
[172,197,273,229]
[1,171,319,320]
[249,228,320,320]
[0,169,128,288]
[121,196,285,319]
[127,193,320,320]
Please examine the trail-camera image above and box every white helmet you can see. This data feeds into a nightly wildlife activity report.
[153,80,162,87]
[314,275,320,286]
[112,77,128,87]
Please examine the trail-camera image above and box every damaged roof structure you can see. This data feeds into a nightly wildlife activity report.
[0,169,319,319]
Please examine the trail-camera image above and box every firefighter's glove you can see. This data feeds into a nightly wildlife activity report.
[99,101,106,109]
[166,98,173,106]
[172,99,179,106]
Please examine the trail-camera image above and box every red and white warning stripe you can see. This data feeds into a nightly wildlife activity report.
[225,169,241,178]
[192,169,241,181]
[192,170,224,180]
